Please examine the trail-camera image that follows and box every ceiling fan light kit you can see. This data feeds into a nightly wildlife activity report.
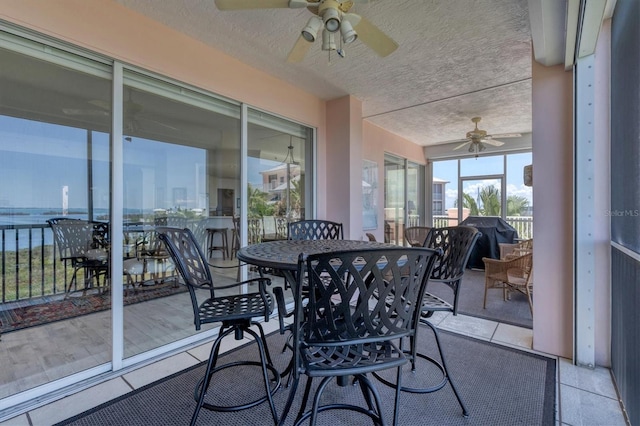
[340,19,357,43]
[214,0,398,62]
[451,116,520,158]
[322,30,337,51]
[302,15,323,41]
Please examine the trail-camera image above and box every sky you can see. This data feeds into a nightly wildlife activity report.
[433,152,533,212]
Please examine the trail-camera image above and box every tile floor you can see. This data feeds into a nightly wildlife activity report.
[0,313,628,426]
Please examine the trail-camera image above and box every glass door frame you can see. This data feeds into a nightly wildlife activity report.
[458,173,506,222]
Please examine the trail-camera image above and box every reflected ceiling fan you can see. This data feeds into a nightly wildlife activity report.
[452,117,521,157]
[63,93,178,133]
[214,0,398,62]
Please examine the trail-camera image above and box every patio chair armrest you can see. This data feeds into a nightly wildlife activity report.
[213,277,272,291]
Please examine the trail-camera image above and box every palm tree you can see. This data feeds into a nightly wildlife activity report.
[506,195,530,216]
[247,184,272,217]
[458,186,531,217]
[479,186,501,216]
[461,193,480,215]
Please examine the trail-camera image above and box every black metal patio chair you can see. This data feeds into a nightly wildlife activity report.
[278,246,440,426]
[287,219,343,241]
[404,226,432,247]
[157,227,280,426]
[376,225,480,418]
[48,218,109,295]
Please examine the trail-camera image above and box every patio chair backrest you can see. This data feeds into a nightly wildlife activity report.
[287,219,343,240]
[48,218,108,260]
[424,226,480,282]
[297,246,440,346]
[274,216,288,239]
[248,217,263,244]
[156,227,215,316]
[404,226,432,247]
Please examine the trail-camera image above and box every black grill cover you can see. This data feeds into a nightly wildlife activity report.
[460,216,518,269]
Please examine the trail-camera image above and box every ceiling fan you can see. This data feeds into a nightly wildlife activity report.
[452,117,521,157]
[214,0,398,62]
[63,93,178,133]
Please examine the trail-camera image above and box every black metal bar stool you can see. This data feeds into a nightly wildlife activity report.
[206,227,229,260]
[157,227,280,426]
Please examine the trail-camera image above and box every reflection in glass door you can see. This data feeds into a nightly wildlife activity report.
[384,154,405,245]
[121,71,241,359]
[247,108,312,246]
[0,43,113,399]
[406,161,424,227]
[459,176,504,220]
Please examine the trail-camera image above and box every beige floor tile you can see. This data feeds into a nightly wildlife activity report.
[437,313,498,340]
[28,378,132,426]
[560,384,626,426]
[559,358,618,399]
[423,311,451,327]
[123,352,199,389]
[492,322,533,349]
[0,413,29,426]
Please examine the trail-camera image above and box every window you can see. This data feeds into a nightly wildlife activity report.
[384,154,425,245]
[0,27,316,407]
[430,153,532,233]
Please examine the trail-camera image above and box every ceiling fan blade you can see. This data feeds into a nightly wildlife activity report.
[214,0,292,10]
[287,35,313,63]
[490,133,522,139]
[138,116,179,131]
[88,99,110,110]
[453,140,471,150]
[483,139,505,147]
[344,13,398,57]
[63,108,108,116]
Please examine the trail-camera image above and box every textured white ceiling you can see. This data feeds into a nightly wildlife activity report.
[116,0,532,147]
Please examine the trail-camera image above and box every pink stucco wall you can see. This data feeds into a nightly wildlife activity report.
[531,60,573,358]
[325,96,364,238]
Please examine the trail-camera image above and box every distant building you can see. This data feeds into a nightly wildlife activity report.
[258,163,300,202]
[432,177,448,215]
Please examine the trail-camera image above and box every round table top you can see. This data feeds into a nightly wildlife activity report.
[236,239,396,271]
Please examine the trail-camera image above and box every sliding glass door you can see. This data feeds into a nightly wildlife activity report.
[246,109,312,247]
[0,27,316,408]
[0,39,113,398]
[121,71,242,359]
[384,154,425,245]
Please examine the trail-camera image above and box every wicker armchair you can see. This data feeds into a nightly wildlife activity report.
[483,252,533,315]
[404,226,431,247]
[499,238,533,260]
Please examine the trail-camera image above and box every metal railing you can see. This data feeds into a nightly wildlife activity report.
[0,224,65,303]
[432,215,533,240]
[2,215,534,303]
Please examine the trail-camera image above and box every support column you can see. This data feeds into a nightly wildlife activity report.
[325,96,363,239]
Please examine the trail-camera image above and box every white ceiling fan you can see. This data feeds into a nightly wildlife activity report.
[214,0,398,62]
[452,117,521,157]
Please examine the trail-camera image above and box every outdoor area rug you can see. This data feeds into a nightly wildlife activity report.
[0,282,186,334]
[429,268,533,329]
[57,328,555,426]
